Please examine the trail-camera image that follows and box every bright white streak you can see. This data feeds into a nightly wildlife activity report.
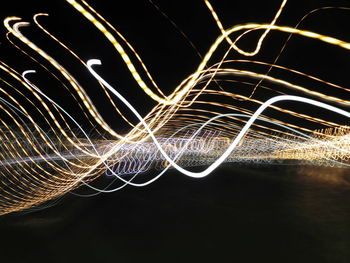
[87,59,350,179]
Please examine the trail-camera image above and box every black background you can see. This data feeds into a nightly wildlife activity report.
[1,0,350,262]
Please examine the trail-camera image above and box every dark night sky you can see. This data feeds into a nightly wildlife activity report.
[1,1,350,262]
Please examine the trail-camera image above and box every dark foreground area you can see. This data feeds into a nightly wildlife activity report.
[1,165,350,263]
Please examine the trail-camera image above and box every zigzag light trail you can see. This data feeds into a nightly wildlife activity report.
[0,0,350,215]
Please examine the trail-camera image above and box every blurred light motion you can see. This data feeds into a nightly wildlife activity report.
[0,0,350,215]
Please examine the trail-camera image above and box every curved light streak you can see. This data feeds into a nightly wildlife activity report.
[0,0,349,215]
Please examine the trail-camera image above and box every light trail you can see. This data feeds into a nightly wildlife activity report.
[0,0,349,215]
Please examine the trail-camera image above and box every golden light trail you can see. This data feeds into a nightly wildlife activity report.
[0,0,349,215]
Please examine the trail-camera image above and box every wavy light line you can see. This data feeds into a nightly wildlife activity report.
[0,0,349,215]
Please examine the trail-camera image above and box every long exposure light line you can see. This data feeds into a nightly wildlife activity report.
[0,0,349,215]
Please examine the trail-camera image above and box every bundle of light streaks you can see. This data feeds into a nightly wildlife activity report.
[0,0,350,215]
